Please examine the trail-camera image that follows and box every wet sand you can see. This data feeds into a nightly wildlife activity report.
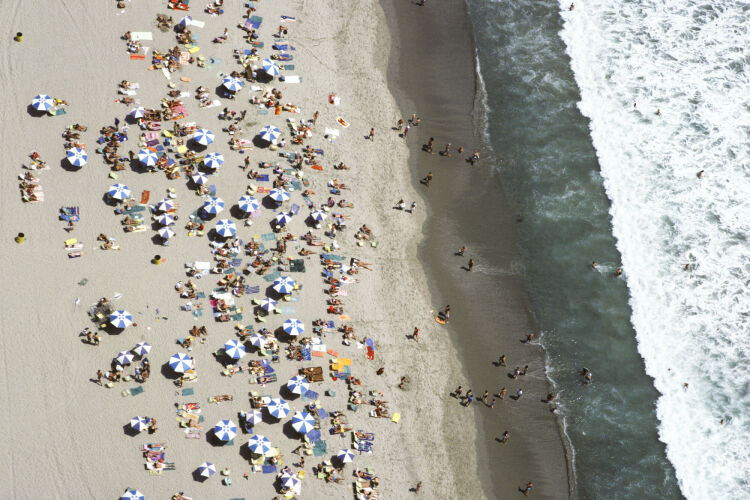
[382,0,573,497]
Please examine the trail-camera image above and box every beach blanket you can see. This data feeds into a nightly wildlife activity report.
[289,259,305,272]
[281,75,301,83]
[273,43,295,51]
[255,174,269,182]
[131,32,153,41]
[182,387,195,396]
[262,270,281,282]
[260,233,276,241]
[244,285,260,294]
[312,440,327,456]
[261,465,276,474]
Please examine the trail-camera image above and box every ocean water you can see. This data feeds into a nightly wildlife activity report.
[466,0,750,498]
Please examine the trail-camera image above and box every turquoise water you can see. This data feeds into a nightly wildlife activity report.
[467,0,682,497]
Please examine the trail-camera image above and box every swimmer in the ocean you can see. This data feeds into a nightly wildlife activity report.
[615,267,622,277]
[591,261,597,269]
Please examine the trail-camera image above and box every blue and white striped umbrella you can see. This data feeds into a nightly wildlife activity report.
[156,198,174,212]
[238,195,260,213]
[247,434,272,455]
[67,147,88,166]
[109,310,133,329]
[336,448,355,463]
[259,297,277,312]
[213,419,238,442]
[262,58,280,76]
[259,125,280,143]
[267,398,290,419]
[224,339,246,359]
[138,148,159,166]
[291,411,316,434]
[107,183,131,201]
[287,374,310,395]
[156,214,175,226]
[121,488,145,500]
[243,409,263,425]
[222,76,244,92]
[193,128,215,146]
[203,152,224,169]
[310,209,327,222]
[282,318,304,337]
[116,350,134,366]
[197,461,216,478]
[169,352,193,373]
[32,94,54,111]
[281,473,301,489]
[133,342,151,356]
[273,276,296,295]
[130,416,150,433]
[177,15,193,28]
[248,332,268,347]
[215,219,237,238]
[129,107,146,119]
[191,172,208,185]
[158,227,175,240]
[268,188,290,202]
[203,197,225,215]
[275,212,293,226]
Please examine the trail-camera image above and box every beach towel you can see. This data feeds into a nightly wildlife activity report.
[140,190,150,204]
[129,386,145,396]
[281,64,295,71]
[131,32,154,41]
[261,465,276,474]
[279,306,295,315]
[312,440,327,456]
[262,270,281,282]
[161,67,172,80]
[191,20,205,28]
[303,390,319,401]
[280,75,301,83]
[289,259,305,272]
[255,174,269,182]
[182,387,195,396]
[336,117,349,127]
[261,233,276,241]
[257,109,269,115]
[244,285,260,294]
[280,15,296,21]
[130,54,146,60]
[273,43,295,51]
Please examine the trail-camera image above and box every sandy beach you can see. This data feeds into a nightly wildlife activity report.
[0,0,569,499]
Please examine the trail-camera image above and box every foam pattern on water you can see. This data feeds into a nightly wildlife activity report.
[559,1,750,497]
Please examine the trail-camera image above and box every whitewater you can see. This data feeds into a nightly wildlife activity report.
[558,0,750,497]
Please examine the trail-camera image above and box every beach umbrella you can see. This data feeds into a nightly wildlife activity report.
[158,227,175,240]
[273,276,296,295]
[169,352,193,373]
[193,128,215,146]
[282,318,305,337]
[310,209,327,222]
[129,416,150,433]
[291,410,315,434]
[191,172,208,185]
[213,419,238,442]
[247,434,272,455]
[197,461,216,478]
[31,94,54,111]
[203,152,224,169]
[214,219,237,238]
[336,448,355,463]
[268,188,290,203]
[262,58,280,76]
[222,76,244,92]
[121,488,145,500]
[129,107,146,119]
[177,15,193,28]
[238,195,260,213]
[202,197,225,215]
[109,310,133,329]
[243,409,263,425]
[287,374,310,395]
[248,332,268,348]
[156,214,175,226]
[116,351,134,366]
[155,198,174,213]
[275,212,293,227]
[259,297,277,312]
[137,148,159,167]
[259,125,281,143]
[267,398,290,419]
[281,473,301,490]
[133,341,151,356]
[224,339,246,359]
[66,147,88,166]
[107,183,131,201]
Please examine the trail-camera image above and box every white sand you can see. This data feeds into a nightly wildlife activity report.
[0,0,485,499]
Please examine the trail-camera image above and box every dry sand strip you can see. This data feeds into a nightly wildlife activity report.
[0,1,486,499]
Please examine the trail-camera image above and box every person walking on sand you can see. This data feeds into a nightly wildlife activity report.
[368,128,375,141]
[454,385,463,398]
[500,431,509,444]
[482,390,489,403]
[499,387,507,400]
[468,258,475,271]
[442,143,452,157]
[96,370,104,385]
[412,327,420,342]
[465,390,474,407]
[415,481,422,493]
[499,354,506,366]
[410,201,416,213]
[397,119,404,131]
[421,171,433,187]
[523,481,534,496]
[456,245,466,256]
[490,398,496,408]
[443,304,451,322]
[403,125,409,139]
[516,389,523,400]
[313,110,319,125]
[425,137,434,154]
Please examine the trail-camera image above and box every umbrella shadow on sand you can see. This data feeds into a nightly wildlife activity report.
[60,158,81,173]
[123,423,141,437]
[26,104,47,117]
[160,363,182,381]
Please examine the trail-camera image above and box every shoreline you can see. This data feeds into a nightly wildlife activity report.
[381,0,574,497]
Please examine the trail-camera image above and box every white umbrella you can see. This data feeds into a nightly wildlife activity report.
[291,410,316,434]
[247,434,272,455]
[281,473,301,489]
[31,94,54,111]
[262,58,280,76]
[169,352,193,373]
[66,147,88,167]
[268,188,290,203]
[214,219,237,238]
[197,461,216,478]
[121,488,145,500]
[130,416,150,433]
[273,276,296,295]
[243,409,263,425]
[275,212,293,226]
[193,128,215,146]
[133,342,151,356]
[238,195,260,213]
[224,339,246,359]
[259,297,277,312]
[107,183,131,201]
[116,351,134,366]
[267,398,290,419]
[282,318,305,336]
[287,374,310,395]
[155,198,174,212]
[222,76,244,92]
[109,310,133,329]
[202,197,225,215]
[158,227,175,240]
[336,448,355,463]
[213,419,238,442]
[156,214,175,226]
[203,152,224,169]
[310,209,327,221]
[129,107,146,119]
[259,125,281,143]
[192,172,208,185]
[137,148,159,167]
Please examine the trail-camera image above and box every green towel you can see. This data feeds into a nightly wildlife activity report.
[262,270,281,282]
[181,387,194,396]
[261,233,276,241]
[313,440,327,456]
[289,259,305,272]
[129,386,145,396]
